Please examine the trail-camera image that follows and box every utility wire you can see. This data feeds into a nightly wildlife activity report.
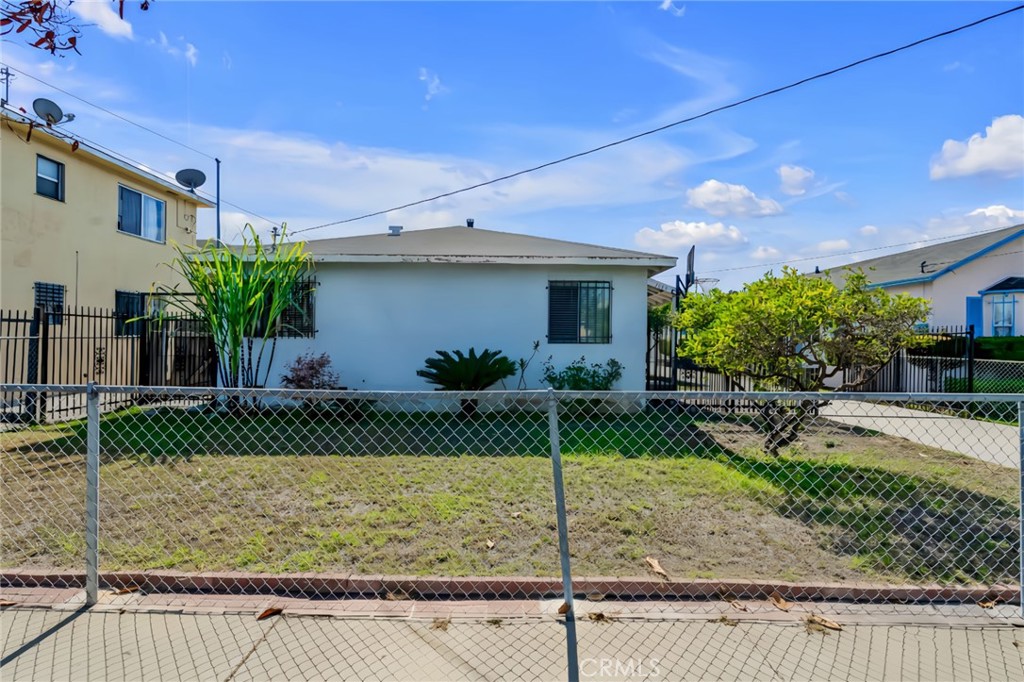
[1,63,216,161]
[702,228,1023,274]
[291,4,1024,236]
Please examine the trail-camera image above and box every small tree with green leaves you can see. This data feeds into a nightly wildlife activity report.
[675,267,930,453]
[153,225,312,401]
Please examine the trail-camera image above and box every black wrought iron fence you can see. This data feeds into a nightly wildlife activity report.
[0,307,216,423]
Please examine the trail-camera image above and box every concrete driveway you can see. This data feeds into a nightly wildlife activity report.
[821,400,1020,469]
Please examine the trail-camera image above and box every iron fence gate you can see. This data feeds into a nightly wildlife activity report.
[0,308,217,423]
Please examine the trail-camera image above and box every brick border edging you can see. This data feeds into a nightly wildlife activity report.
[2,570,1019,605]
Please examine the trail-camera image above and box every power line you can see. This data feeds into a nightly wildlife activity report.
[702,227,1023,274]
[291,4,1024,236]
[1,63,216,161]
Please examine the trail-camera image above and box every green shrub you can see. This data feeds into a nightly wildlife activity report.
[417,348,516,417]
[541,356,624,390]
[975,337,1024,361]
[945,378,1024,394]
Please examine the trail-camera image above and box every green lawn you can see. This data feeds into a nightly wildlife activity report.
[1,404,1018,586]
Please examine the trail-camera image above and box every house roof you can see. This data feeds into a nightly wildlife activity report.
[1,108,215,209]
[980,276,1024,294]
[297,226,677,273]
[822,225,1023,288]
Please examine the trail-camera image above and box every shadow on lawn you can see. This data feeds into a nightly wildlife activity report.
[690,427,1020,585]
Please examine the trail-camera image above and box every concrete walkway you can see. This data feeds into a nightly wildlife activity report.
[3,589,1023,681]
[821,401,1020,468]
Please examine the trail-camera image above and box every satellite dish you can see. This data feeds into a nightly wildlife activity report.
[175,168,207,192]
[33,98,65,125]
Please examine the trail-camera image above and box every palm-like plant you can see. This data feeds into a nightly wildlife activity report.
[153,225,312,397]
[417,348,516,417]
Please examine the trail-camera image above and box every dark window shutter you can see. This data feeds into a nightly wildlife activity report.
[34,282,65,325]
[278,279,316,338]
[115,291,146,336]
[548,282,580,343]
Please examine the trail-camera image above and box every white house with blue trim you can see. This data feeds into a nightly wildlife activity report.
[825,225,1023,337]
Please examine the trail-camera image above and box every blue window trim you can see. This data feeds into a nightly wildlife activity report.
[988,293,1017,337]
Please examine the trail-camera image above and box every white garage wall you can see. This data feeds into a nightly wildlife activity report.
[269,262,651,391]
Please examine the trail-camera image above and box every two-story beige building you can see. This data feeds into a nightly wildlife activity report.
[1,111,213,314]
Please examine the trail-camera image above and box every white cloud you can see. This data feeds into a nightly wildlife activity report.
[635,220,747,251]
[658,1,686,18]
[751,245,782,260]
[930,114,1024,179]
[150,31,198,67]
[859,225,879,236]
[777,164,815,196]
[71,0,133,40]
[686,179,782,218]
[418,68,448,103]
[816,239,851,253]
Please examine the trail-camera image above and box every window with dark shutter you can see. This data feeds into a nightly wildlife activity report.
[548,281,611,344]
[114,291,147,336]
[34,282,65,325]
[278,278,316,338]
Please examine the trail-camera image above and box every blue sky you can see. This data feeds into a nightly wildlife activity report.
[3,1,1022,289]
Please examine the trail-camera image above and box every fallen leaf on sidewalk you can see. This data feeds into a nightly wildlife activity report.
[644,556,670,580]
[727,597,749,612]
[113,586,140,595]
[806,614,842,632]
[385,590,409,601]
[709,615,738,627]
[557,602,571,615]
[0,600,16,607]
[256,607,283,621]
[587,612,616,623]
[770,592,793,611]
[978,599,999,609]
[430,617,451,632]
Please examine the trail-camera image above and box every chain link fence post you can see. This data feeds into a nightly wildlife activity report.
[548,388,579,682]
[85,382,100,605]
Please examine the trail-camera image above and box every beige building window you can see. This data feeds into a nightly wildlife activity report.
[36,155,64,201]
[118,185,166,243]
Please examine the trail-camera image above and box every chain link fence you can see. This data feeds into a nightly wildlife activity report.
[2,384,1022,680]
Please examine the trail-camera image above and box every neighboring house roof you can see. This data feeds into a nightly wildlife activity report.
[1,108,214,208]
[821,224,1023,288]
[295,226,676,273]
[980,276,1024,294]
[647,278,675,306]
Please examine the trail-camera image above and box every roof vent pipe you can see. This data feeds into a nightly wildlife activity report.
[466,218,475,228]
[388,225,403,237]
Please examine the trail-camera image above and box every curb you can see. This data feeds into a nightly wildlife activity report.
[2,570,1019,605]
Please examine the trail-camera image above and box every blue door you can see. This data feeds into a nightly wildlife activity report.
[965,296,983,333]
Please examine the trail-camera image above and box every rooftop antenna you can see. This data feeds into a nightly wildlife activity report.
[32,97,74,125]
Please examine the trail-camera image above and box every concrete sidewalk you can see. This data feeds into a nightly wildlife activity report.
[3,589,1023,681]
[821,400,1019,468]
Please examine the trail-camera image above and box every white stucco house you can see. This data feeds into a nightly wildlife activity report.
[824,225,1023,337]
[270,225,676,390]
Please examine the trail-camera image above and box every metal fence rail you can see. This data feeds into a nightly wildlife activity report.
[2,384,1022,681]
